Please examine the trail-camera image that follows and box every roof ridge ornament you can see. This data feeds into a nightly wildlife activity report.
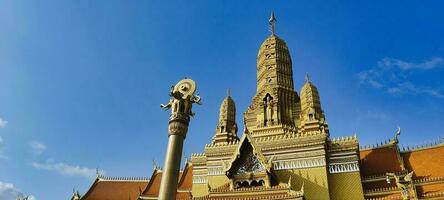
[152,159,159,170]
[269,11,277,35]
[389,126,401,145]
[96,167,103,178]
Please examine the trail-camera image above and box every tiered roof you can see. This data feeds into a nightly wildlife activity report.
[360,145,404,178]
[79,163,193,200]
[139,163,193,200]
[80,177,149,200]
[403,143,444,199]
[360,135,444,200]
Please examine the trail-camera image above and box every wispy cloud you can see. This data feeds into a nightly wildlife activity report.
[32,162,102,179]
[0,136,6,159]
[379,57,444,70]
[29,141,46,155]
[357,57,444,99]
[0,181,36,200]
[0,118,7,128]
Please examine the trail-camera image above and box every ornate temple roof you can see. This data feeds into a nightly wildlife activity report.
[224,133,271,175]
[80,177,149,200]
[402,144,444,199]
[360,136,444,199]
[140,169,164,197]
[401,143,444,179]
[139,163,193,199]
[79,163,193,200]
[360,145,404,178]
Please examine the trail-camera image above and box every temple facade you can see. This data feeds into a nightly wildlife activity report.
[74,14,444,200]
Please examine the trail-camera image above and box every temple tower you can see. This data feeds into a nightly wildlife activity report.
[298,75,329,135]
[212,91,239,145]
[244,12,300,136]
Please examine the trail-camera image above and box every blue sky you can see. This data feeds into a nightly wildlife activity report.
[1,0,443,199]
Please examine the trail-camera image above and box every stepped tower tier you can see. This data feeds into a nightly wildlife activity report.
[212,91,239,145]
[244,13,301,136]
[298,75,329,135]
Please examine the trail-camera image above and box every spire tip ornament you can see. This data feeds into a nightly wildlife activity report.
[269,11,277,35]
[305,73,310,83]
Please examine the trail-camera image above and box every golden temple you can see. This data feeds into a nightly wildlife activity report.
[72,13,444,200]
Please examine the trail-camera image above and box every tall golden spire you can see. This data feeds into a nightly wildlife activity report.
[244,12,300,136]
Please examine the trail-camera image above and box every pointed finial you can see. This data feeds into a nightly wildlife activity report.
[152,159,158,170]
[269,11,277,35]
[227,88,231,97]
[96,167,100,177]
[183,155,188,166]
[305,73,310,83]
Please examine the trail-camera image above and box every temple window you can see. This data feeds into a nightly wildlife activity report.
[241,181,249,188]
[309,113,314,121]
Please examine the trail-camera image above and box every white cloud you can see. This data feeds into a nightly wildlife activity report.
[0,136,5,159]
[357,70,385,89]
[426,89,444,99]
[32,162,101,179]
[357,57,444,99]
[29,141,46,155]
[0,118,7,128]
[379,57,444,70]
[0,181,36,200]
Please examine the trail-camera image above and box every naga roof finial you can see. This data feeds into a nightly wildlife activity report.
[96,167,101,178]
[269,11,277,35]
[389,126,401,145]
[152,159,159,170]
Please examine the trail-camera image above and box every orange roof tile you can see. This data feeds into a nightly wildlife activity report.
[81,179,148,200]
[401,145,444,179]
[360,146,403,177]
[175,191,192,200]
[417,183,444,198]
[178,163,193,190]
[139,164,193,199]
[141,170,163,196]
